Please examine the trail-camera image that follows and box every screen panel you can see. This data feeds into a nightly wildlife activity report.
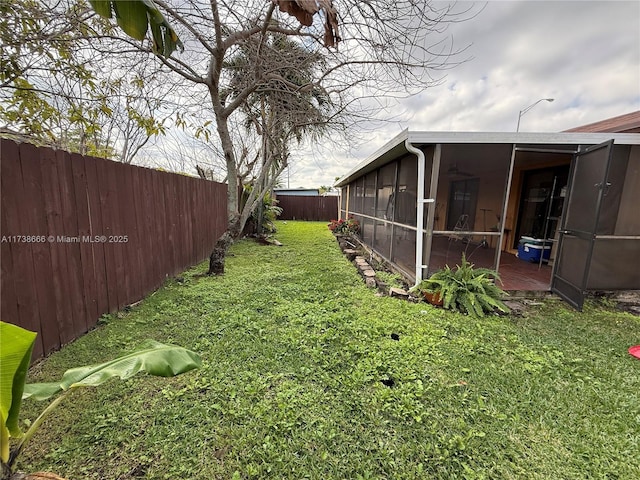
[363,172,376,217]
[391,225,417,278]
[361,216,373,245]
[377,162,396,222]
[396,156,418,226]
[588,238,640,290]
[563,145,610,233]
[373,220,392,260]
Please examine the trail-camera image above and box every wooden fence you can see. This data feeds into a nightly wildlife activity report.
[276,195,338,221]
[0,139,227,360]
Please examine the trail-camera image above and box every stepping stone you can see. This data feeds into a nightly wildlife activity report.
[390,287,409,298]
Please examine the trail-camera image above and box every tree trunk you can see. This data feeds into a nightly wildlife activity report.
[207,76,242,275]
[255,191,264,236]
[207,215,242,275]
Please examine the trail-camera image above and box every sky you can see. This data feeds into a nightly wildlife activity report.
[285,0,640,188]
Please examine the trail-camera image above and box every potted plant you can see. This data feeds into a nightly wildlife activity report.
[411,254,509,317]
[1,321,201,480]
[422,289,444,307]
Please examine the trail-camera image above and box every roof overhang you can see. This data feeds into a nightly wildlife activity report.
[334,130,640,187]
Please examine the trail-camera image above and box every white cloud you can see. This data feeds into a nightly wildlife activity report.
[287,0,640,188]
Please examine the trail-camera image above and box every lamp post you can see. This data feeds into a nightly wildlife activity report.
[516,98,554,132]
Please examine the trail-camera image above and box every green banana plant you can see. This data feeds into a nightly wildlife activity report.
[88,0,183,57]
[0,323,36,474]
[0,321,201,479]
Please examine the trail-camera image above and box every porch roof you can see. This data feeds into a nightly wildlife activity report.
[335,130,640,187]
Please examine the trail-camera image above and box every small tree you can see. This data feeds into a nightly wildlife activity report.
[223,30,331,237]
[81,0,472,273]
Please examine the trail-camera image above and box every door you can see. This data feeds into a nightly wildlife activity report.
[551,140,614,310]
[513,166,569,248]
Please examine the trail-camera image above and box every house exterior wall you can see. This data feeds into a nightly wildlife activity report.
[274,189,320,196]
[341,143,520,279]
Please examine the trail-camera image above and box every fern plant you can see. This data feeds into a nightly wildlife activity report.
[412,254,509,317]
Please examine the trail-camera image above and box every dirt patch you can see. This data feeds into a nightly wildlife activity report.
[592,291,640,315]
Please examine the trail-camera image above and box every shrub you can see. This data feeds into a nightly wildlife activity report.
[411,254,509,317]
[242,187,283,235]
[328,218,360,235]
[256,191,283,234]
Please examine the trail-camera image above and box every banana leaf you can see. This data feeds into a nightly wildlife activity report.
[112,0,149,41]
[87,0,111,18]
[88,0,183,57]
[23,340,201,401]
[0,322,37,463]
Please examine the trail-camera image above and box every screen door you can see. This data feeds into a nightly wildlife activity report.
[551,140,614,310]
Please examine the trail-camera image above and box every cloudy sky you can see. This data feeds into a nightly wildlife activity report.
[286,0,640,188]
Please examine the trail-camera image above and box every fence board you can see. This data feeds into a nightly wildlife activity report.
[137,166,155,291]
[112,163,129,309]
[70,153,98,327]
[194,180,205,258]
[41,148,74,346]
[0,182,18,332]
[152,170,168,286]
[1,139,227,360]
[60,150,89,336]
[113,163,131,307]
[1,142,37,353]
[84,155,109,319]
[96,156,119,312]
[122,165,142,303]
[21,143,59,355]
[164,174,178,275]
[3,142,44,358]
[181,178,193,268]
[276,195,338,222]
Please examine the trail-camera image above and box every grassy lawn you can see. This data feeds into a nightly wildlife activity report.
[19,221,640,479]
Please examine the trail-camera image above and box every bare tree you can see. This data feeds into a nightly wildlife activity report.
[80,0,474,273]
[138,128,227,180]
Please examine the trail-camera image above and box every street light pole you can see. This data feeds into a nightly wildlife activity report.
[516,98,554,132]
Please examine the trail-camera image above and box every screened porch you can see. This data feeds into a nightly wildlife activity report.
[337,132,640,299]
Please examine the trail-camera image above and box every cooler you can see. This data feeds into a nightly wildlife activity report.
[517,239,552,263]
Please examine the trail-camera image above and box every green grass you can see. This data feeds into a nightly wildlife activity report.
[18,221,640,479]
